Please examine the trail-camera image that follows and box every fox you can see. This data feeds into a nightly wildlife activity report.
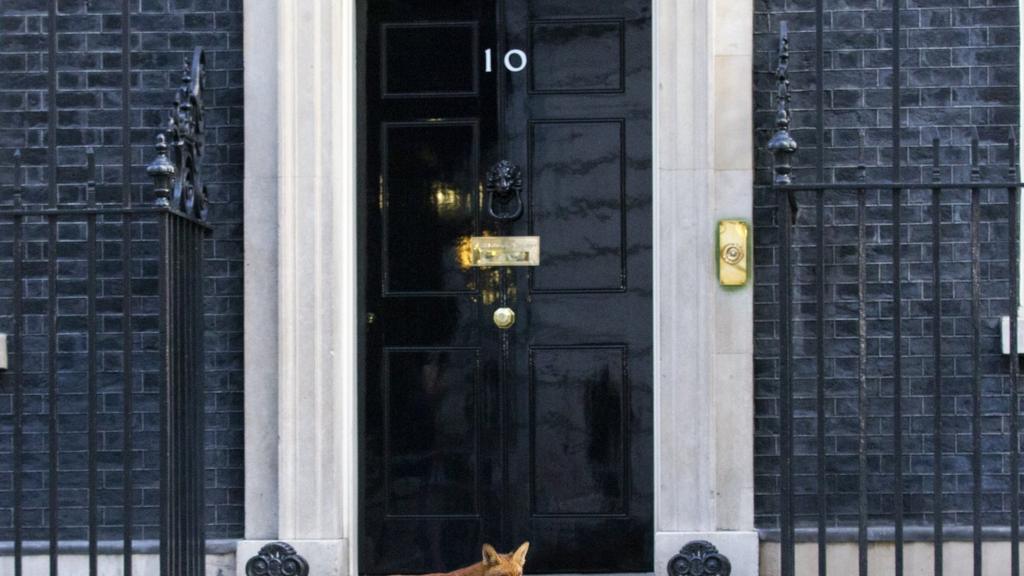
[421,542,530,576]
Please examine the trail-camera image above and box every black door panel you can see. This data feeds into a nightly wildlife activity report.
[381,121,480,295]
[360,0,651,572]
[382,23,480,97]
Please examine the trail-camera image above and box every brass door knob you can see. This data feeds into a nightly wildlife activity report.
[493,307,516,329]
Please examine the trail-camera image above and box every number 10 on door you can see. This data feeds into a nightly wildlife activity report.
[485,49,528,73]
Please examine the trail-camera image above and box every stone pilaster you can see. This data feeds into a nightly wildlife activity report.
[653,0,757,573]
[242,0,280,542]
[240,0,358,574]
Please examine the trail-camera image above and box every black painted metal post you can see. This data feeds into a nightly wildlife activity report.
[777,184,795,576]
[769,23,798,576]
[174,216,182,575]
[12,151,24,576]
[970,139,983,576]
[46,211,58,576]
[194,219,208,574]
[173,214,181,575]
[856,166,868,576]
[122,212,135,575]
[86,149,99,576]
[1008,133,1020,576]
[814,188,827,576]
[159,210,172,576]
[183,216,191,576]
[813,12,828,570]
[930,139,944,576]
[46,1,59,572]
[890,3,905,569]
[813,5,828,565]
[120,1,135,569]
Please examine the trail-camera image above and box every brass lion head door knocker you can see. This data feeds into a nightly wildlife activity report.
[486,160,524,222]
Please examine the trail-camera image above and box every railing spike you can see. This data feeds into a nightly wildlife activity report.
[86,147,96,180]
[857,130,867,182]
[86,147,96,207]
[12,149,22,207]
[1010,131,1018,179]
[13,148,21,188]
[970,138,981,182]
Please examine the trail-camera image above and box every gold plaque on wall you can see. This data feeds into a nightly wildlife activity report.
[718,220,749,287]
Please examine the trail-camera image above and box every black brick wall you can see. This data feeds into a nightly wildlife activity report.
[0,0,243,540]
[754,1,1021,530]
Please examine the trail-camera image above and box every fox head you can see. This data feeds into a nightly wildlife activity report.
[481,542,530,576]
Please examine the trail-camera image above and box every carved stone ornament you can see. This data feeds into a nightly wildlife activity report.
[245,542,310,576]
[485,159,524,222]
[667,541,732,576]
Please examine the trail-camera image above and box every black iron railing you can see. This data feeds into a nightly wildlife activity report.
[0,48,209,576]
[767,16,1024,576]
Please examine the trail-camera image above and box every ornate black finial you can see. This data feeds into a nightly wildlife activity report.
[147,134,175,207]
[145,47,207,220]
[667,541,731,576]
[245,542,309,576]
[767,22,798,186]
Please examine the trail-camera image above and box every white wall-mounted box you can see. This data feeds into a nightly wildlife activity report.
[1001,316,1024,355]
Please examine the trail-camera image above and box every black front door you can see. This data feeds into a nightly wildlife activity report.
[359,0,652,573]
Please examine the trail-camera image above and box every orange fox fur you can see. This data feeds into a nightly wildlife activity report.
[421,542,530,576]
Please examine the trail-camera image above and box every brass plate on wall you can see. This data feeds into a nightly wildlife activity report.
[718,220,749,287]
[470,236,540,267]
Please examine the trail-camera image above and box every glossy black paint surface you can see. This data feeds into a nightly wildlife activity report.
[360,0,652,572]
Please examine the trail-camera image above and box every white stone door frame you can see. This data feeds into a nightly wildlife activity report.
[239,1,758,575]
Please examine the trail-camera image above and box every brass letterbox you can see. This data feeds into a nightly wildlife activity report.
[469,236,540,267]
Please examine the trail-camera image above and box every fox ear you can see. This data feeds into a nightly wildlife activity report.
[482,544,500,566]
[512,542,530,566]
